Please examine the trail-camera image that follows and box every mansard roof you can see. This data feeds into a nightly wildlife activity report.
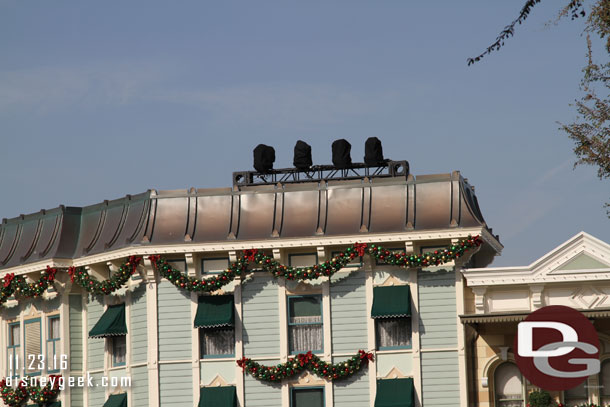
[0,171,495,270]
[463,232,610,286]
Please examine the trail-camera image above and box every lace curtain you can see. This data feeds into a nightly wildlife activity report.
[289,316,322,352]
[376,317,411,348]
[201,328,235,356]
[495,363,524,407]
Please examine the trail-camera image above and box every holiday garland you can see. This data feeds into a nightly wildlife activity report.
[0,236,482,304]
[68,256,142,296]
[0,375,61,406]
[237,350,374,382]
[150,236,482,293]
[0,266,57,306]
[0,379,27,406]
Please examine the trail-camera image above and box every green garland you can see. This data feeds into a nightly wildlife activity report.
[369,235,482,267]
[0,267,58,306]
[0,375,61,406]
[0,379,27,406]
[150,236,482,293]
[237,350,374,382]
[68,256,142,295]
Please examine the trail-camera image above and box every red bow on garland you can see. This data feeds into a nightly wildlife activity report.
[67,267,76,283]
[3,273,14,288]
[354,243,368,257]
[45,266,57,282]
[244,249,258,262]
[358,349,374,362]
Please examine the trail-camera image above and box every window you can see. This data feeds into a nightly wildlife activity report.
[195,295,235,358]
[494,362,524,407]
[47,316,60,372]
[24,319,42,376]
[563,380,588,406]
[371,286,411,350]
[288,296,322,354]
[600,359,610,405]
[200,328,235,358]
[112,336,127,367]
[291,387,324,407]
[376,318,411,349]
[88,303,128,368]
[7,323,20,378]
[202,258,229,275]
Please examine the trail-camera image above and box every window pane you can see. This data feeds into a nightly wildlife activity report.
[202,258,229,275]
[112,336,127,366]
[200,328,235,357]
[289,325,322,353]
[289,254,317,268]
[494,363,523,407]
[292,388,323,407]
[376,318,411,348]
[289,297,321,318]
[25,320,42,374]
[9,324,20,346]
[49,317,60,340]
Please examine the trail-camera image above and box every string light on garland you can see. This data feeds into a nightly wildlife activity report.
[237,350,373,382]
[0,266,58,306]
[68,256,142,296]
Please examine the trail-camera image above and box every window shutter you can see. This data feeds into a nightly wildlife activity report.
[25,320,41,373]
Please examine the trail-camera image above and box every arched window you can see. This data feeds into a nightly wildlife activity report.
[494,362,524,407]
[600,359,610,405]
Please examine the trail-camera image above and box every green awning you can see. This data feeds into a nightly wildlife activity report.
[89,304,127,338]
[375,378,414,407]
[195,295,234,328]
[47,402,61,407]
[103,393,127,407]
[371,285,411,318]
[198,386,236,407]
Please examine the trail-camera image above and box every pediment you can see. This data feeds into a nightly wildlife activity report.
[527,232,610,276]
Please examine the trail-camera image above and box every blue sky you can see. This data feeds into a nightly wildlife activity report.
[1,1,608,266]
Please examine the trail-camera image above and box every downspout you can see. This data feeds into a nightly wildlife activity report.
[470,324,479,407]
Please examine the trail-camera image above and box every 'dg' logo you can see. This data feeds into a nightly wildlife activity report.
[514,305,600,391]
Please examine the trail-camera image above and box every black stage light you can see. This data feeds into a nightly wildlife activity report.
[331,139,352,169]
[293,140,313,170]
[253,144,275,173]
[364,137,384,166]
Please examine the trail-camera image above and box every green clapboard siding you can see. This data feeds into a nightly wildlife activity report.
[130,284,148,364]
[69,295,83,372]
[88,372,105,406]
[158,281,192,361]
[420,351,460,406]
[333,355,370,407]
[244,361,282,407]
[417,268,457,349]
[70,386,84,407]
[330,271,368,354]
[132,365,148,405]
[159,362,193,406]
[86,298,105,371]
[242,275,280,357]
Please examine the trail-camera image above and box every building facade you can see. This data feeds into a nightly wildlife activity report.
[462,232,610,407]
[0,171,502,407]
